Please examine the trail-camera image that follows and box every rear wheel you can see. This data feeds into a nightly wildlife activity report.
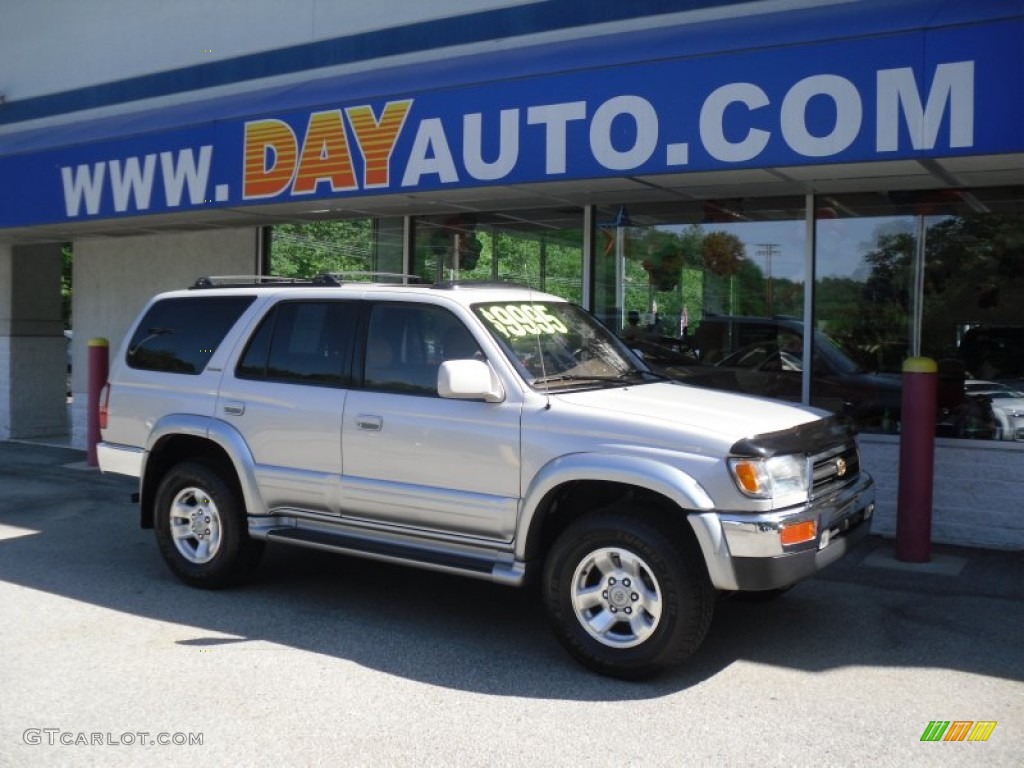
[543,510,714,679]
[154,462,263,589]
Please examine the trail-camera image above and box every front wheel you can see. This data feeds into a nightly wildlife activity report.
[543,511,714,679]
[154,461,264,589]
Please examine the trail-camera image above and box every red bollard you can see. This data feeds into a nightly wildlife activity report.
[895,357,937,562]
[86,337,109,467]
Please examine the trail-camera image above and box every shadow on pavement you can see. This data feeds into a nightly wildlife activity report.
[1,442,1021,701]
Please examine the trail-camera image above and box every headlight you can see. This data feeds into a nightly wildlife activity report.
[728,454,809,499]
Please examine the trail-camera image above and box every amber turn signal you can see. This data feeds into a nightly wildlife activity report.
[780,520,817,546]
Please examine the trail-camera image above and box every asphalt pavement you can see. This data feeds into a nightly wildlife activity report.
[0,441,1020,767]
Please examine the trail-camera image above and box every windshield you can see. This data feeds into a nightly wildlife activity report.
[473,301,646,390]
[814,332,865,375]
[713,329,865,376]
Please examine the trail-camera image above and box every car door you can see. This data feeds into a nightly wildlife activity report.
[217,299,356,514]
[341,301,521,542]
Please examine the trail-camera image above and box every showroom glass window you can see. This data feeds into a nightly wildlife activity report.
[412,209,585,302]
[592,198,807,345]
[813,186,1024,439]
[269,217,404,279]
[591,197,808,402]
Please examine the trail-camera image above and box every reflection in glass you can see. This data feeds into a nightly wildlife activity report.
[593,199,806,348]
[412,209,584,303]
[269,218,404,279]
[814,187,1024,439]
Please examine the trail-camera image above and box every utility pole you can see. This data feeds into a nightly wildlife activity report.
[757,243,779,316]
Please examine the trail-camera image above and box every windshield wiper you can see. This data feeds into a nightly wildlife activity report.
[533,370,652,387]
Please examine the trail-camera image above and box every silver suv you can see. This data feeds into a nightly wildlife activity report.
[98,275,874,679]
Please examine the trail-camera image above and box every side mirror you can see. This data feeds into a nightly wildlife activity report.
[438,359,504,403]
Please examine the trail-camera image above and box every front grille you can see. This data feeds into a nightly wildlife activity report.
[810,442,860,498]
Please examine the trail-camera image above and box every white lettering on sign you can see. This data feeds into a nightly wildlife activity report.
[590,95,659,170]
[61,163,106,217]
[160,146,213,206]
[109,155,157,212]
[780,74,862,157]
[57,61,977,219]
[464,109,520,180]
[402,118,459,186]
[526,102,587,174]
[61,146,214,217]
[876,61,974,151]
[699,82,771,162]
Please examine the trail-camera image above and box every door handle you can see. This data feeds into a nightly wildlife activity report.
[223,401,245,416]
[356,415,383,431]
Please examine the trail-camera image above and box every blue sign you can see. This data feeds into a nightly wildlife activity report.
[0,16,1020,229]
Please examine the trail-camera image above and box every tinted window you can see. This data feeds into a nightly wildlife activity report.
[237,300,356,387]
[363,303,478,395]
[126,296,254,374]
[960,326,1024,381]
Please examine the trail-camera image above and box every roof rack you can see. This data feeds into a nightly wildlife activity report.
[191,272,429,289]
[431,279,533,290]
[315,271,430,285]
[191,275,318,289]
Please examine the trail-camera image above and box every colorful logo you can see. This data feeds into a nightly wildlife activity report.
[920,721,997,742]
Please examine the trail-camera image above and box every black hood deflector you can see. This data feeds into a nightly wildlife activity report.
[729,415,856,458]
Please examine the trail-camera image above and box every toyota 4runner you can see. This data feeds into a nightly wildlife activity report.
[98,275,874,679]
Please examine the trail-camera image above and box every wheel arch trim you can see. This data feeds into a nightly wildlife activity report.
[143,414,267,517]
[517,453,714,558]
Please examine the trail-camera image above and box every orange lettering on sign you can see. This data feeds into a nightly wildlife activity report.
[347,100,413,188]
[243,119,298,199]
[292,110,357,195]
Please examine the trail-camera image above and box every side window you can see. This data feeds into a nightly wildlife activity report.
[363,303,481,395]
[126,296,255,374]
[237,300,356,387]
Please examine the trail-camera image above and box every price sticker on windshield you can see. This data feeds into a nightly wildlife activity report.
[479,304,568,338]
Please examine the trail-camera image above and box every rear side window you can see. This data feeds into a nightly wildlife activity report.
[237,300,357,387]
[126,296,255,374]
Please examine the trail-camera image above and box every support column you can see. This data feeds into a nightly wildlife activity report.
[0,243,67,440]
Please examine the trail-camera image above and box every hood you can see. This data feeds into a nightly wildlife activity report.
[550,381,823,445]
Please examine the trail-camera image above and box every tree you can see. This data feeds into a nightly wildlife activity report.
[271,220,374,277]
[840,211,1024,368]
[702,230,746,278]
[919,214,1024,355]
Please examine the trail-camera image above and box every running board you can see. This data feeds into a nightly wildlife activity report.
[263,526,526,586]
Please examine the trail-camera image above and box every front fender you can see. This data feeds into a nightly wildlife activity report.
[515,452,715,561]
[144,414,267,517]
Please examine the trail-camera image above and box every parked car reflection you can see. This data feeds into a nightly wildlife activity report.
[637,317,903,431]
[962,380,1024,441]
[626,314,1024,442]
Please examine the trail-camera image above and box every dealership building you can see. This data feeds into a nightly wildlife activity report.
[1,0,1021,548]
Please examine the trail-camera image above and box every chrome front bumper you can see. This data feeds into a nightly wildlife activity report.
[715,472,875,591]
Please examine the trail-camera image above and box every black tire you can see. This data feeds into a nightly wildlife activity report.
[542,510,714,680]
[153,461,264,589]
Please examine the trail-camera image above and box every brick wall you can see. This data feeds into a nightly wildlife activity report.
[860,434,1024,550]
